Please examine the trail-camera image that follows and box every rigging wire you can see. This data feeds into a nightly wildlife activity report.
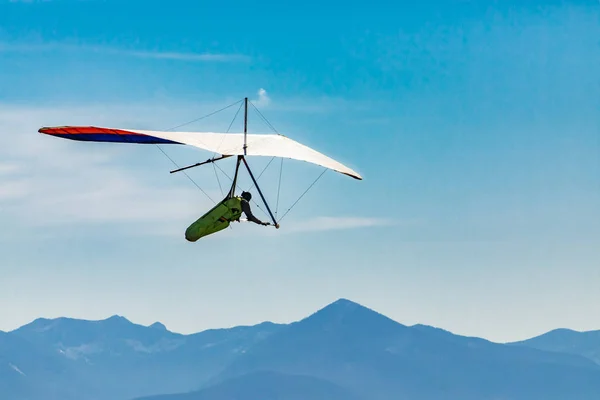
[245,156,276,192]
[153,144,216,203]
[277,168,328,223]
[140,96,328,225]
[247,100,290,220]
[246,99,328,224]
[212,101,244,198]
[150,99,245,204]
[166,99,244,132]
[275,158,283,218]
[212,161,270,219]
[212,162,224,197]
[214,100,244,158]
[250,101,280,134]
[111,120,218,204]
[244,100,281,192]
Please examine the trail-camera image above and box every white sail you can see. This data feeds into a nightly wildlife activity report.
[39,126,362,180]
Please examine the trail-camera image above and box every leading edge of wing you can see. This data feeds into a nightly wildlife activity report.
[38,126,182,145]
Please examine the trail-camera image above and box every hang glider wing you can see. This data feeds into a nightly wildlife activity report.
[39,126,362,180]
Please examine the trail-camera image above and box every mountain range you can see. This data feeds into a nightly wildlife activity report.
[1,298,599,400]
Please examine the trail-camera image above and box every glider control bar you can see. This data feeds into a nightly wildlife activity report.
[170,154,232,174]
[242,157,279,228]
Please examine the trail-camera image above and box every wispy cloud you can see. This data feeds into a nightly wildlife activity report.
[253,88,271,108]
[0,41,250,63]
[0,180,29,201]
[0,163,19,175]
[0,102,219,238]
[281,216,394,233]
[122,49,248,62]
[193,216,394,240]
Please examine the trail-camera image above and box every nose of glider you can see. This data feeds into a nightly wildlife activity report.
[185,229,199,242]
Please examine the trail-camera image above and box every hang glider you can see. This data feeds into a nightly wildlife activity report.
[38,97,362,240]
[38,126,362,180]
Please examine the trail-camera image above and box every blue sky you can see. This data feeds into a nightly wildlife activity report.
[0,0,598,342]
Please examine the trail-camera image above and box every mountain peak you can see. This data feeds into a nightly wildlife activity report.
[330,298,361,307]
[105,314,130,323]
[314,298,386,317]
[296,298,405,333]
[321,298,365,311]
[149,322,167,331]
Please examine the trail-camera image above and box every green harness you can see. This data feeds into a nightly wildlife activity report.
[184,196,243,242]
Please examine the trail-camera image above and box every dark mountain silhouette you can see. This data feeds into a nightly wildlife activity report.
[1,298,600,400]
[510,328,600,364]
[135,370,363,400]
[206,299,600,400]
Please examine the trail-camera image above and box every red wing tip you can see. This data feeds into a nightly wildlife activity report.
[38,126,139,136]
[39,126,83,134]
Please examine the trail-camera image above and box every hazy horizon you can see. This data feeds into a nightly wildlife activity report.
[1,296,598,344]
[1,0,598,344]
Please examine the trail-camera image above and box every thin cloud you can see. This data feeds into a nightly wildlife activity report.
[253,88,271,108]
[0,180,29,201]
[0,42,250,63]
[123,50,249,62]
[196,217,394,240]
[282,216,394,233]
[0,163,19,175]
[0,103,218,233]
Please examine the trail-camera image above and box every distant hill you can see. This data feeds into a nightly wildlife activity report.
[510,328,600,364]
[2,298,600,400]
[7,316,283,400]
[135,370,363,400]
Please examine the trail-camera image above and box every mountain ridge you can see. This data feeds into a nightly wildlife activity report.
[200,299,600,400]
[2,298,600,400]
[7,299,599,343]
[509,327,600,364]
[134,370,364,400]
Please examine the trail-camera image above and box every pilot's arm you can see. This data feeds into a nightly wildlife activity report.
[241,200,268,225]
